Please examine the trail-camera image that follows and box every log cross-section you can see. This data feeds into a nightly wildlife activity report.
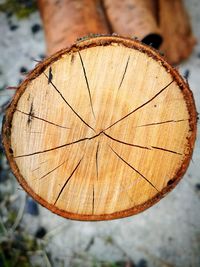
[2,36,197,221]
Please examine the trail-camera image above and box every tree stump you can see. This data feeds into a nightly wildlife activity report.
[2,36,197,220]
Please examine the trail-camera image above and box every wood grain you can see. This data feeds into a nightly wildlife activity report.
[2,36,197,220]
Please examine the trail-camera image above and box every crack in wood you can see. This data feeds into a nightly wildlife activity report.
[109,146,159,192]
[27,102,34,125]
[104,132,183,155]
[118,56,130,90]
[48,67,53,84]
[105,80,174,131]
[32,159,50,172]
[136,119,188,128]
[38,160,67,180]
[14,131,103,158]
[95,142,100,179]
[44,72,95,132]
[78,51,96,119]
[16,109,70,129]
[92,183,95,214]
[103,132,150,150]
[32,166,42,172]
[152,146,182,155]
[54,157,83,205]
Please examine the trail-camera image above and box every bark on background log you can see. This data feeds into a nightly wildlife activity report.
[38,0,109,55]
[38,0,196,64]
[159,0,196,64]
[104,0,162,49]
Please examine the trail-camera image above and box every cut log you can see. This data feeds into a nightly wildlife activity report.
[38,0,110,55]
[38,0,196,63]
[103,0,162,49]
[158,0,196,64]
[2,36,197,220]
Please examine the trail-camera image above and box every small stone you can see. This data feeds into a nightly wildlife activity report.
[26,197,39,216]
[9,25,18,31]
[35,226,47,238]
[20,66,28,74]
[31,24,41,34]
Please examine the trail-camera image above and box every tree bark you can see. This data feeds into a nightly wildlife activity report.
[38,0,196,64]
[38,0,110,55]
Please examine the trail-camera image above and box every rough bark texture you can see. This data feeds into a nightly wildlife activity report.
[103,0,162,49]
[38,0,196,64]
[38,0,110,55]
[159,0,196,64]
[2,36,197,220]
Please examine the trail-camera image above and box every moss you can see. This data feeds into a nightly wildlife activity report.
[0,0,37,19]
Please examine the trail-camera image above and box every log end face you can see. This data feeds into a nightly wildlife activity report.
[2,36,197,221]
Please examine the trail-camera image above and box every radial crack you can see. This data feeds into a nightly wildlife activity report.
[105,80,174,131]
[44,72,95,132]
[39,160,67,180]
[48,67,53,84]
[92,183,95,214]
[118,56,130,90]
[16,109,70,129]
[78,51,96,119]
[152,146,182,155]
[27,102,34,125]
[109,146,159,192]
[95,142,100,179]
[103,132,150,150]
[54,157,83,205]
[136,119,188,128]
[14,132,101,158]
[32,159,49,172]
[32,166,41,172]
[105,131,182,156]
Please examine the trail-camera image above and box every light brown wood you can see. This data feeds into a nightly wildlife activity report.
[2,36,197,220]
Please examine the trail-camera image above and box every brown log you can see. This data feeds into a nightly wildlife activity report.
[2,36,197,221]
[158,0,196,64]
[38,0,110,55]
[103,0,196,64]
[38,0,195,64]
[103,0,162,49]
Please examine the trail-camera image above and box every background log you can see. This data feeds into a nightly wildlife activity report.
[104,0,162,49]
[38,0,196,64]
[38,0,110,55]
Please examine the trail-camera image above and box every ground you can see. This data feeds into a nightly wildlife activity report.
[0,0,200,267]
